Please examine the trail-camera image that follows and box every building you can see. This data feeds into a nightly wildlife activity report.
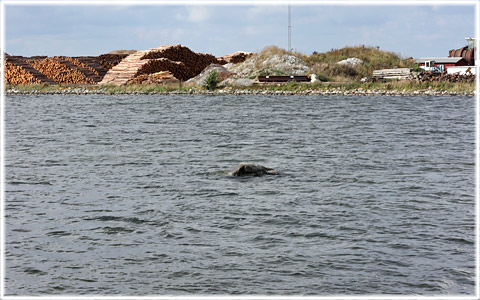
[415,57,468,72]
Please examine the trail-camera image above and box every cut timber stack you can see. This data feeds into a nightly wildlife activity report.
[5,54,128,84]
[97,54,129,70]
[5,59,41,84]
[53,56,104,83]
[136,58,189,81]
[75,57,110,79]
[127,71,179,85]
[5,56,57,84]
[99,50,151,85]
[100,45,223,85]
[218,51,253,64]
[372,68,412,80]
[28,58,95,84]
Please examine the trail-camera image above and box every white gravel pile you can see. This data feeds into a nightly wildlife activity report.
[225,54,310,77]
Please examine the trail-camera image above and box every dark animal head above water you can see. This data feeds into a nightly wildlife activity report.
[230,164,278,176]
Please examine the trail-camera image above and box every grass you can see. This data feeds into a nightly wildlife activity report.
[5,80,474,95]
[5,83,199,94]
[253,45,417,82]
[305,45,416,82]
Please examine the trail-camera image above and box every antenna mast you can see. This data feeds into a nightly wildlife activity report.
[288,4,291,51]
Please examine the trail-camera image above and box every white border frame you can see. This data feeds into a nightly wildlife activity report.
[1,1,479,300]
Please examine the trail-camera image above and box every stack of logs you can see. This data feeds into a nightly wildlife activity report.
[97,54,129,70]
[5,46,252,85]
[4,54,124,84]
[415,71,475,83]
[127,71,179,85]
[54,56,99,76]
[218,51,253,64]
[27,58,95,84]
[138,45,220,81]
[136,58,193,81]
[5,58,41,84]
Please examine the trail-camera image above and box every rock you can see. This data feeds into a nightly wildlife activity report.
[185,64,234,85]
[224,54,310,77]
[337,57,363,66]
[222,78,255,87]
[230,164,278,177]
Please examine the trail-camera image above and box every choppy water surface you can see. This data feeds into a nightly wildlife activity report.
[4,94,475,295]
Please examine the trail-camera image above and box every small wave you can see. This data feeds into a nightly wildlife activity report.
[84,215,147,224]
[24,267,47,275]
[8,181,52,185]
[46,230,71,237]
[94,226,136,234]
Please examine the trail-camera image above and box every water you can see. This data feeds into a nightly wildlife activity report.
[4,94,475,295]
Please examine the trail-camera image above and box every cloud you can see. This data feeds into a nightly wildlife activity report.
[176,6,210,23]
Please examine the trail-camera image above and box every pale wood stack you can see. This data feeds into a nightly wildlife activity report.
[98,50,151,85]
[372,68,412,80]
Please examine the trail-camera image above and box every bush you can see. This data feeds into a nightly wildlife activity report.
[203,70,220,90]
[412,64,423,72]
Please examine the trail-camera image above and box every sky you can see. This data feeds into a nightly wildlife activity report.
[2,1,477,59]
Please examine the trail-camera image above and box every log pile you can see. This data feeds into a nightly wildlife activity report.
[140,44,221,79]
[54,56,99,75]
[372,68,412,80]
[136,58,193,81]
[99,50,150,85]
[97,54,128,70]
[127,71,179,85]
[101,45,227,85]
[5,59,41,84]
[28,58,95,84]
[5,53,134,85]
[218,51,253,64]
[415,71,475,83]
[75,57,109,79]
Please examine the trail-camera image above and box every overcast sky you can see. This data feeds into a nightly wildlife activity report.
[3,1,477,58]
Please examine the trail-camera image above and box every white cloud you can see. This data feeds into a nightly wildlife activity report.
[176,6,210,23]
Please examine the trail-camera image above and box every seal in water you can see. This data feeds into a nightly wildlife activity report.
[230,163,278,176]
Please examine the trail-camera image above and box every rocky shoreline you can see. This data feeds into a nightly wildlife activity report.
[5,86,476,96]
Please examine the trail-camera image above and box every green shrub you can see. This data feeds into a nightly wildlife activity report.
[412,64,423,72]
[315,73,330,82]
[203,70,220,90]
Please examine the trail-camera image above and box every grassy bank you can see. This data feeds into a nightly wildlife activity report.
[257,45,418,82]
[5,80,475,96]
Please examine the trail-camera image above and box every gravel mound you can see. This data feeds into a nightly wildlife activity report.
[224,54,310,77]
[185,64,234,85]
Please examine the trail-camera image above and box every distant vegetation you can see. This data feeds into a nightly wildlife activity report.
[305,45,416,82]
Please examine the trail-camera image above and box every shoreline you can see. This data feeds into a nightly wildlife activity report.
[4,86,476,97]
